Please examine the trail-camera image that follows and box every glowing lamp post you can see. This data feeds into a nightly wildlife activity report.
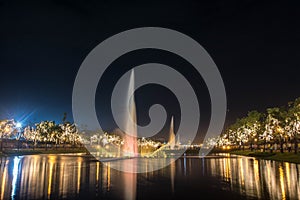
[16,122,22,151]
[16,122,22,128]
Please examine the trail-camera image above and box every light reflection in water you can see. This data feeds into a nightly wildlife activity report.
[121,160,136,200]
[207,155,300,199]
[47,156,54,198]
[183,156,186,176]
[107,162,111,191]
[1,159,8,200]
[285,162,290,192]
[0,154,300,199]
[96,162,99,182]
[253,159,261,199]
[170,158,175,193]
[11,156,21,199]
[77,158,81,194]
[279,165,286,200]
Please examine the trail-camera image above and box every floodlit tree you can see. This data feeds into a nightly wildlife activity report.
[0,120,10,151]
[229,118,250,150]
[61,122,78,147]
[285,98,300,154]
[52,124,63,149]
[23,126,39,150]
[258,114,272,152]
[243,111,262,151]
[265,107,287,153]
[0,119,18,151]
[202,97,300,154]
[35,121,56,150]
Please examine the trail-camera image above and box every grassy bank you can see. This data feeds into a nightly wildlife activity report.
[0,148,88,157]
[230,150,300,164]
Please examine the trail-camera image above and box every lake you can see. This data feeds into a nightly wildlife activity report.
[0,153,299,199]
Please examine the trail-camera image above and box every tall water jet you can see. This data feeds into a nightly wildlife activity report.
[176,134,181,147]
[122,70,138,157]
[169,116,176,150]
[120,71,137,200]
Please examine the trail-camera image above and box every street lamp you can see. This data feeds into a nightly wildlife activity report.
[16,122,22,151]
[16,122,22,128]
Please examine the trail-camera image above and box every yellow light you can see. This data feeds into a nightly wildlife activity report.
[1,164,7,200]
[96,162,99,182]
[77,160,81,193]
[107,163,111,191]
[279,166,286,200]
[277,127,283,133]
[47,157,55,198]
[227,146,231,149]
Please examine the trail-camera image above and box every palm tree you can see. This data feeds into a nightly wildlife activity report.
[62,112,67,124]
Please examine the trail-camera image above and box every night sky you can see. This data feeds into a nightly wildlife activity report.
[0,0,299,141]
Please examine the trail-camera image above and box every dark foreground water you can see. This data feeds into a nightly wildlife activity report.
[0,153,299,200]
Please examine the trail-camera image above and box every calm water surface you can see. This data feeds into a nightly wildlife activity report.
[0,153,299,200]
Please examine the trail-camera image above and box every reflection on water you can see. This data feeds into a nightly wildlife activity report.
[207,154,300,200]
[170,158,175,193]
[0,154,111,199]
[11,157,21,198]
[0,154,299,199]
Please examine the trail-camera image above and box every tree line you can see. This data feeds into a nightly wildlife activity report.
[209,97,300,154]
[0,113,80,151]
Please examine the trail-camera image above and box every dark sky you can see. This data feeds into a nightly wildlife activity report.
[0,0,299,141]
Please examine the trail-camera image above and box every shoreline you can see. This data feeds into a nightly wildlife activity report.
[229,150,300,164]
[0,148,88,157]
[1,149,300,164]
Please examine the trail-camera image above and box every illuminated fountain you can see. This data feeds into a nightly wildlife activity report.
[122,70,138,157]
[121,70,138,200]
[169,116,176,150]
[97,70,179,159]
